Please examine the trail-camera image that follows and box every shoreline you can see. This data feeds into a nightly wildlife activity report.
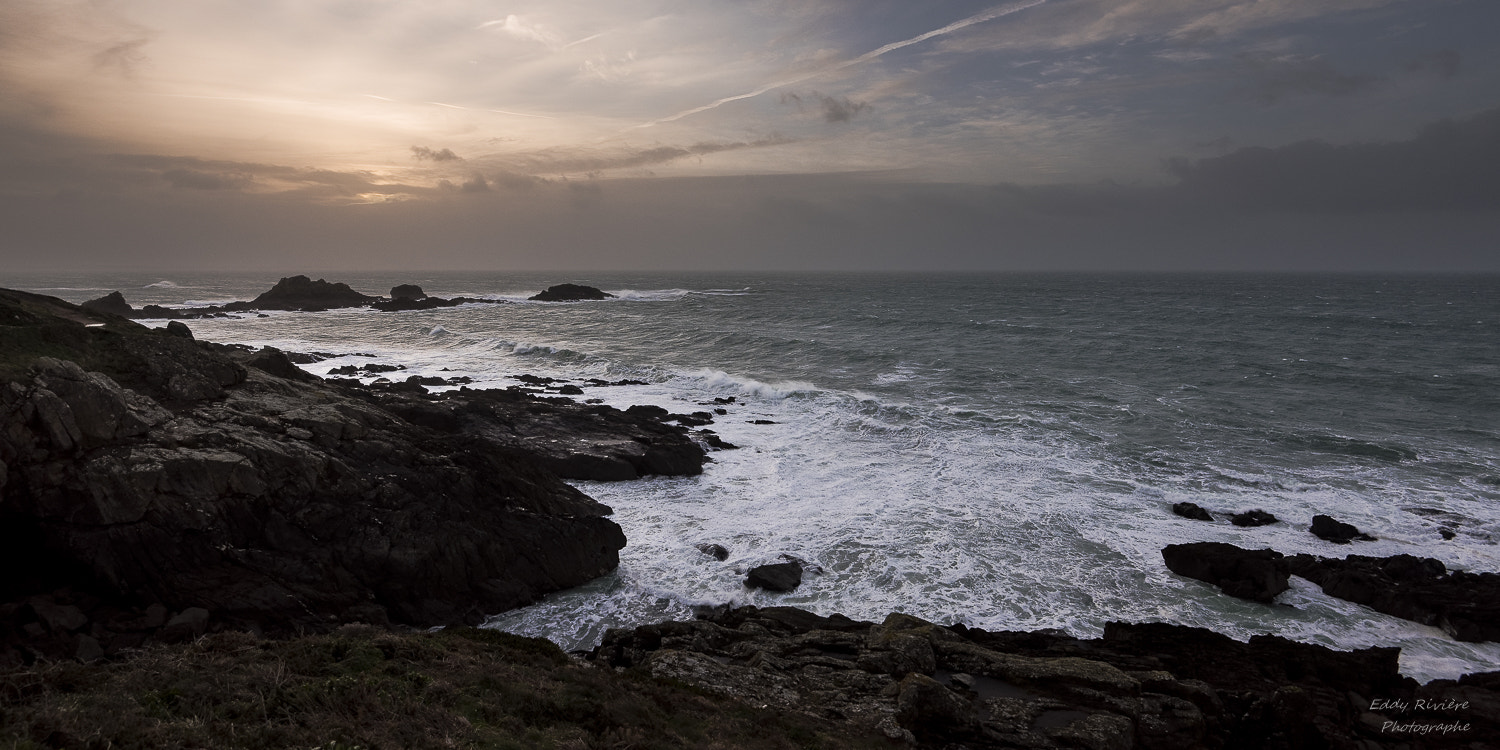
[4,282,1499,746]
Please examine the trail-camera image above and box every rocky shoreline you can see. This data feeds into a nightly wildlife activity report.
[4,282,1499,748]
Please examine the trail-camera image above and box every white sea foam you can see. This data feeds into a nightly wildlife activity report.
[144,280,180,288]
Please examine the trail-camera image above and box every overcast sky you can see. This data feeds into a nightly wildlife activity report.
[1,0,1496,272]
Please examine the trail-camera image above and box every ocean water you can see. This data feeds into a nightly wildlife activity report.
[8,271,1499,682]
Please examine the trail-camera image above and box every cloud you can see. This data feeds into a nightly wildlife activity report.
[782,91,868,123]
[479,15,560,47]
[411,146,461,162]
[1406,49,1462,80]
[460,174,490,192]
[162,168,250,191]
[1165,106,1500,211]
[1234,54,1381,105]
[92,38,150,78]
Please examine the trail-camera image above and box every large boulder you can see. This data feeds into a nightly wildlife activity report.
[745,561,803,592]
[529,283,614,302]
[1308,514,1376,543]
[1161,542,1290,602]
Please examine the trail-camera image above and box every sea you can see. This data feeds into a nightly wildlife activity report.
[7,270,1498,683]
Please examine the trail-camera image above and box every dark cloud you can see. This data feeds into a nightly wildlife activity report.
[1165,106,1500,212]
[781,91,869,123]
[92,39,150,77]
[411,146,461,162]
[460,174,490,192]
[1406,49,1462,80]
[1235,54,1381,106]
[505,136,795,175]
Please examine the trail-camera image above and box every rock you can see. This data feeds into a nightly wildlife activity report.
[30,599,89,632]
[164,320,194,339]
[590,605,1469,749]
[0,288,635,637]
[1230,509,1278,527]
[1309,514,1376,543]
[160,607,211,642]
[1171,502,1213,521]
[626,404,669,419]
[390,284,427,300]
[247,346,317,382]
[1287,553,1500,642]
[80,291,135,317]
[528,283,615,302]
[745,561,803,592]
[697,543,730,561]
[1161,542,1290,602]
[234,275,377,312]
[74,635,105,663]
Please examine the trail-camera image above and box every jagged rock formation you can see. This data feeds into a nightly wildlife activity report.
[529,283,614,302]
[592,605,1495,748]
[1310,513,1377,543]
[231,275,377,311]
[0,288,706,663]
[1171,501,1213,521]
[1287,553,1500,643]
[1161,542,1290,602]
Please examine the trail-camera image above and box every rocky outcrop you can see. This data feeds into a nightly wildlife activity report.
[230,275,377,311]
[591,605,1493,748]
[529,283,614,302]
[1310,513,1377,543]
[80,291,134,318]
[390,284,426,300]
[0,288,705,661]
[1286,553,1500,642]
[1161,542,1290,602]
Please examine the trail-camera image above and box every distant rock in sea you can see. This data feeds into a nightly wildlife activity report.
[80,291,135,318]
[529,284,614,302]
[235,275,377,311]
[390,284,427,300]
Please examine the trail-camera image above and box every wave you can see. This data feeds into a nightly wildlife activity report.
[144,280,181,288]
[673,368,818,400]
[1280,433,1419,462]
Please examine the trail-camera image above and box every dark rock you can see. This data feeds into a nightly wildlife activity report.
[749,419,777,425]
[745,561,803,592]
[0,288,633,638]
[1230,509,1278,527]
[713,407,727,415]
[390,284,426,300]
[81,291,134,318]
[1161,542,1290,602]
[163,320,194,339]
[30,599,89,632]
[159,607,210,643]
[328,365,359,376]
[1309,514,1376,543]
[528,283,614,302]
[233,275,377,312]
[590,605,1467,749]
[362,363,406,373]
[669,412,713,427]
[405,375,447,387]
[1171,502,1213,522]
[1286,553,1500,642]
[625,404,669,419]
[556,384,584,395]
[247,346,317,382]
[713,396,736,404]
[370,296,473,312]
[283,351,334,365]
[696,544,730,561]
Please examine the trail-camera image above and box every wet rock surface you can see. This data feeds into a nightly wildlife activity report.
[591,605,1498,749]
[1287,553,1500,643]
[1161,542,1290,602]
[1310,513,1377,543]
[1171,501,1213,521]
[0,288,711,663]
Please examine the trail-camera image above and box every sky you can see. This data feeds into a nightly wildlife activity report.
[1,0,1497,272]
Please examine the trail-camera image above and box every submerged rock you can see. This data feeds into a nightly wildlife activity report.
[529,283,614,302]
[1171,501,1214,521]
[1230,509,1278,527]
[1161,542,1290,602]
[696,543,730,561]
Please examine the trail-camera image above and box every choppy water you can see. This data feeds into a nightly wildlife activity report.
[10,271,1499,682]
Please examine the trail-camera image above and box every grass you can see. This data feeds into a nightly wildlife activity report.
[0,626,890,750]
